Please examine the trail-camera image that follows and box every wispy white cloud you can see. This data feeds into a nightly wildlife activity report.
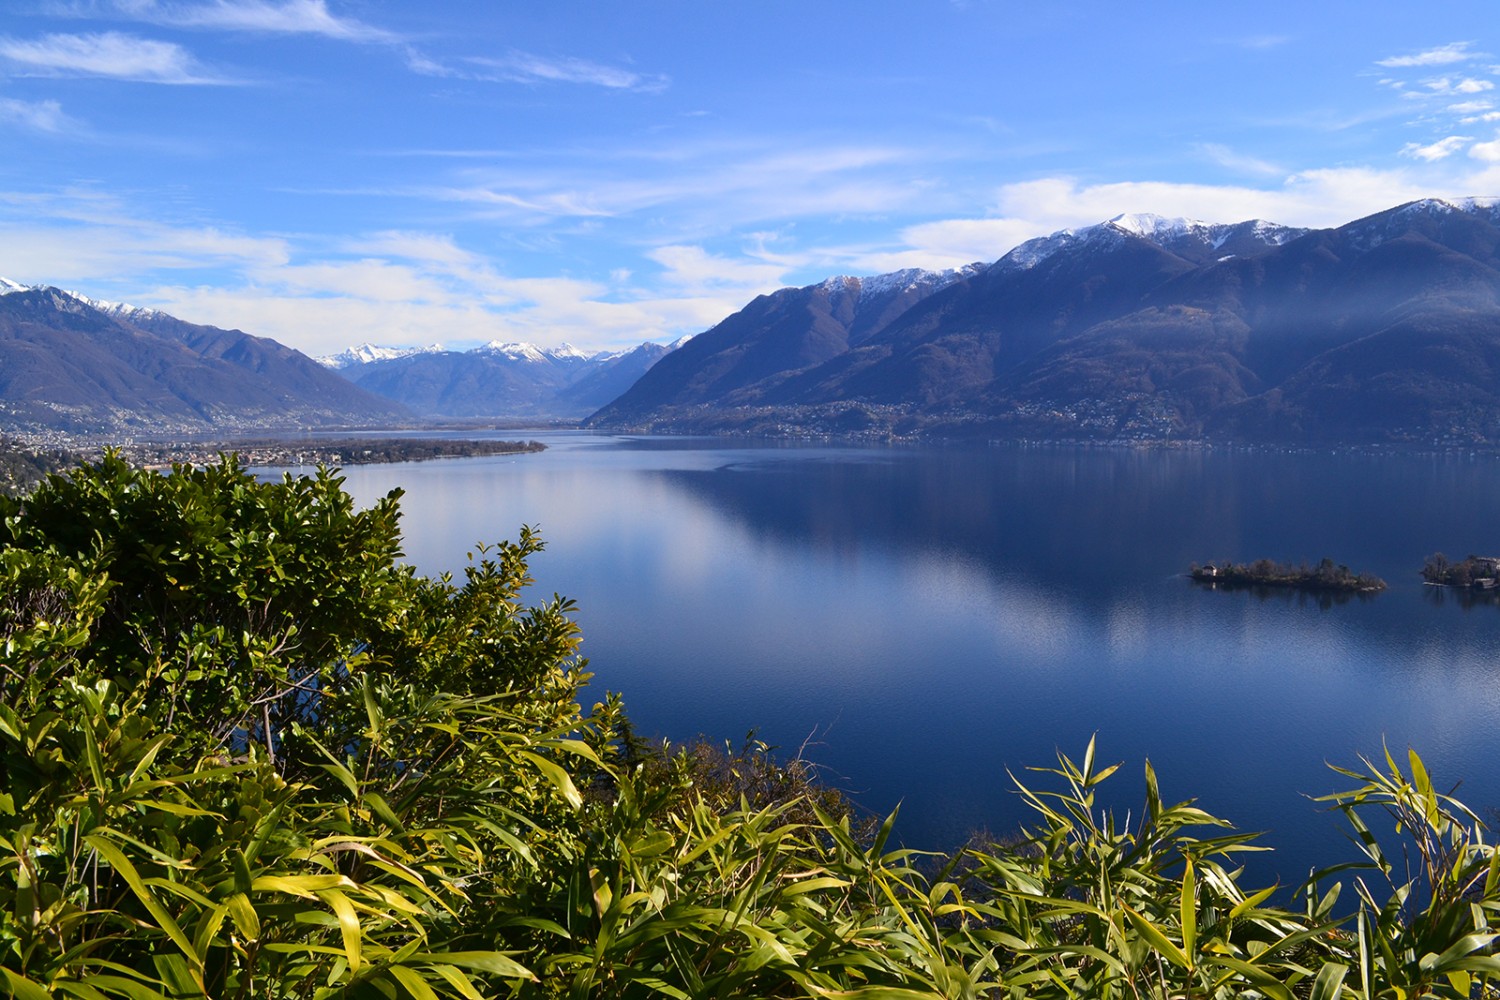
[1401,135,1473,160]
[401,142,930,236]
[1409,76,1495,98]
[647,245,788,297]
[409,48,669,93]
[0,97,79,133]
[1234,34,1292,50]
[87,0,396,42]
[1377,42,1481,68]
[0,31,231,83]
[1195,142,1285,178]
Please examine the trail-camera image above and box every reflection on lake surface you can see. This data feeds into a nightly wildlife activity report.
[321,431,1500,885]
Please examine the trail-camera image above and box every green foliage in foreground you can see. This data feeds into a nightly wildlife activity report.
[3,455,1499,999]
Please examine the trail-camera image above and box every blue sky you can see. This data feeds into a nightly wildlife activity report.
[3,1,1500,355]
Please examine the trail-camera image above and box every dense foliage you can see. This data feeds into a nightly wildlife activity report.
[3,455,1499,998]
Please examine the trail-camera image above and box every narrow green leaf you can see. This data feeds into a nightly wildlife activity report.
[227,891,261,941]
[1,969,53,1000]
[1181,855,1197,959]
[1308,962,1348,1000]
[518,750,582,809]
[1229,883,1279,918]
[85,835,201,972]
[317,889,362,973]
[418,951,535,980]
[1122,905,1190,970]
[386,965,439,1000]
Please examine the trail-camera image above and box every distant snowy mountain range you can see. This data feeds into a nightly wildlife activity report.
[10,197,1500,442]
[316,337,683,419]
[316,339,656,371]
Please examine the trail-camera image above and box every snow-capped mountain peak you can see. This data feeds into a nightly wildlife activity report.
[317,343,445,369]
[476,341,552,363]
[1106,212,1205,240]
[70,292,166,323]
[996,213,1302,272]
[817,263,984,300]
[0,277,29,295]
[549,342,596,361]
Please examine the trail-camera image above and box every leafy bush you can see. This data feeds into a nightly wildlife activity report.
[4,454,1499,999]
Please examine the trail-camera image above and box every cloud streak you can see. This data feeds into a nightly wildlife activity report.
[0,31,232,83]
[1377,41,1482,68]
[408,48,669,93]
[0,97,79,133]
[93,0,396,42]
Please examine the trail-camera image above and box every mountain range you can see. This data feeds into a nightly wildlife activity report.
[320,340,674,419]
[589,198,1500,445]
[9,197,1500,445]
[0,280,406,434]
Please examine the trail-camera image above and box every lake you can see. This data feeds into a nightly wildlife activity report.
[321,431,1500,886]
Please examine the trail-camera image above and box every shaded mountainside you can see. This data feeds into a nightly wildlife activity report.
[330,340,671,419]
[588,199,1500,444]
[0,284,408,434]
[599,266,983,420]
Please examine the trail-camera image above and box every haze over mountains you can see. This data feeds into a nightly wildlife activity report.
[8,197,1500,445]
[588,198,1500,445]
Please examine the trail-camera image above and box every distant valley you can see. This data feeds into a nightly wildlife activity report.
[318,339,674,420]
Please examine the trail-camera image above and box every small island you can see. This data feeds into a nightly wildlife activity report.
[1420,553,1500,591]
[1189,557,1387,593]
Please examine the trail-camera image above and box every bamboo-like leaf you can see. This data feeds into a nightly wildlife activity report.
[1121,905,1190,970]
[1422,933,1498,972]
[227,891,261,941]
[517,750,583,809]
[252,873,355,897]
[812,988,949,1000]
[783,877,853,896]
[1181,855,1197,959]
[387,965,440,1000]
[56,974,170,1000]
[1,968,53,1000]
[317,888,362,973]
[418,950,536,979]
[84,835,201,974]
[427,964,486,1000]
[1308,962,1348,1000]
[1204,955,1294,1000]
[1229,883,1279,918]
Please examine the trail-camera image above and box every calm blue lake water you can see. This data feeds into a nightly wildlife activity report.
[320,431,1500,886]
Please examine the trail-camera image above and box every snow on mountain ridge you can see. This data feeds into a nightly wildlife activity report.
[997,213,1301,273]
[318,343,445,369]
[817,263,984,300]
